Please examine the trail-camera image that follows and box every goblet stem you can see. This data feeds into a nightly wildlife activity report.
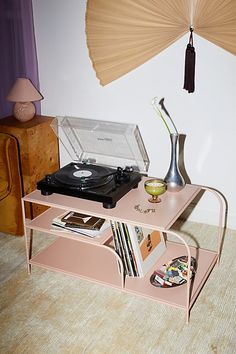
[149,195,161,203]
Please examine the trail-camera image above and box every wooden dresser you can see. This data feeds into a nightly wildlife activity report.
[0,115,59,236]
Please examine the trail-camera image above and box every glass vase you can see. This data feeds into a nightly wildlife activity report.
[164,133,185,192]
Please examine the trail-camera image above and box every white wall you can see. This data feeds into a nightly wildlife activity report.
[32,0,236,229]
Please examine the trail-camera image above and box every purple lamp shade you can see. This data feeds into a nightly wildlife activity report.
[6,78,43,122]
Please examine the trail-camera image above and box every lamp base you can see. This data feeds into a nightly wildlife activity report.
[13,102,36,122]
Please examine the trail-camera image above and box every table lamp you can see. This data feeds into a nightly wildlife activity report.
[6,78,43,122]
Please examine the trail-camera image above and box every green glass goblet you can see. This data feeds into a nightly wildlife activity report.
[144,179,167,203]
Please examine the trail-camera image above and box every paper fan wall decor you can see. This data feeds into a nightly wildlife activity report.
[86,0,236,89]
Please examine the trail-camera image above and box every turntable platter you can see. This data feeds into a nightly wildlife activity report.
[54,163,114,189]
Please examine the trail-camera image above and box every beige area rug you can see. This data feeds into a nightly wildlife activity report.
[0,222,236,354]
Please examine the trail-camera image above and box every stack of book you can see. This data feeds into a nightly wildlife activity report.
[110,221,166,277]
[51,211,110,238]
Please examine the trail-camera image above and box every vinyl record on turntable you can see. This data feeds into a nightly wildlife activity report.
[54,163,114,189]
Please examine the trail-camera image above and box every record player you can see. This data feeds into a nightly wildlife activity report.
[37,116,149,208]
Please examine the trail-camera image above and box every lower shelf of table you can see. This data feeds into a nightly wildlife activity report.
[125,242,217,309]
[29,238,218,310]
[29,236,123,288]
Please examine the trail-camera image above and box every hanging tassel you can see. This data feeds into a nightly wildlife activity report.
[183,27,196,93]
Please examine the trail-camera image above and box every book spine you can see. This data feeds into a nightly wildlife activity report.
[51,223,95,237]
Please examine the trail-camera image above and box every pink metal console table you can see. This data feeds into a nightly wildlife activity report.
[22,177,227,323]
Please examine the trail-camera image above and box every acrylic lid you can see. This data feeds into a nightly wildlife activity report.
[51,116,149,173]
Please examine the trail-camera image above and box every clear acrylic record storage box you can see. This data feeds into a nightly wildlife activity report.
[22,116,227,323]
